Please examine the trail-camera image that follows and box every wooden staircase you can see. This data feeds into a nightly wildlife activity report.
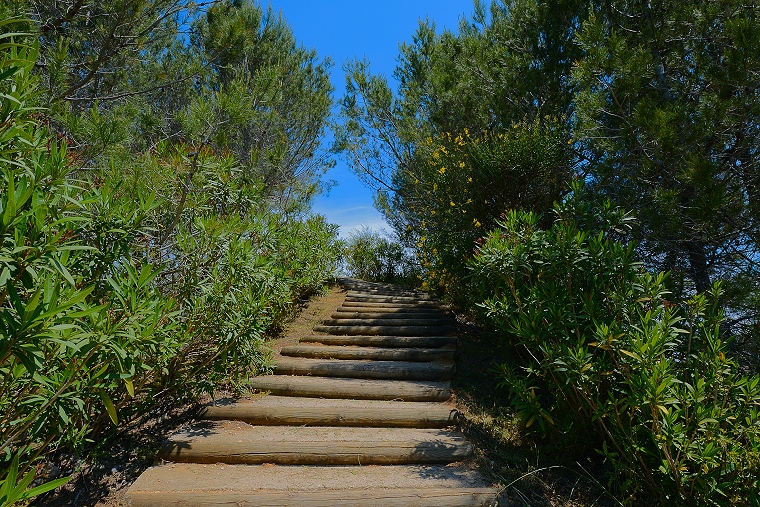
[125,278,500,506]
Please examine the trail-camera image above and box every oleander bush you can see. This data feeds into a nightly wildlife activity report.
[469,187,760,506]
[0,19,340,504]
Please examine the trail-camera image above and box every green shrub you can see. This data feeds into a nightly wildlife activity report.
[0,26,180,501]
[343,228,420,287]
[380,119,570,299]
[469,185,760,506]
[0,19,341,501]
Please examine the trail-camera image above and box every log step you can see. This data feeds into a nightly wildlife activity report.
[200,396,459,427]
[346,288,430,301]
[282,344,456,362]
[300,334,457,348]
[344,296,440,305]
[159,423,472,465]
[127,488,498,507]
[340,301,441,309]
[313,325,451,336]
[330,312,452,324]
[321,318,446,327]
[346,292,432,302]
[273,357,452,381]
[350,291,431,298]
[247,375,450,401]
[342,288,427,297]
[341,282,430,297]
[127,464,500,507]
[334,307,447,315]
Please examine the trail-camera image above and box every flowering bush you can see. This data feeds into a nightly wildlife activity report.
[384,118,570,299]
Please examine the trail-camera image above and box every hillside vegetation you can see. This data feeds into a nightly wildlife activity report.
[338,1,760,505]
[2,0,760,505]
[1,2,340,504]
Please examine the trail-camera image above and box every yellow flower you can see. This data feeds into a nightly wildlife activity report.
[473,219,482,227]
[458,161,465,168]
[568,139,573,144]
[439,167,445,175]
[450,201,456,206]
[433,151,440,159]
[467,177,473,183]
[433,183,438,191]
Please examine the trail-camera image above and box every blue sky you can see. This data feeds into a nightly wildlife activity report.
[265,1,473,237]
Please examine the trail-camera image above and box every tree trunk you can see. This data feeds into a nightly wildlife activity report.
[686,240,711,293]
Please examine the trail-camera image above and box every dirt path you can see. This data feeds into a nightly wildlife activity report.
[125,278,501,506]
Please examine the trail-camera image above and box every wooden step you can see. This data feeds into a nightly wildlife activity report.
[281,344,456,361]
[247,375,450,401]
[340,301,441,309]
[127,464,501,507]
[332,311,449,319]
[334,307,447,316]
[300,334,457,348]
[346,286,430,294]
[338,278,423,291]
[347,292,432,301]
[128,488,498,506]
[200,396,459,427]
[273,357,452,381]
[321,318,446,327]
[342,288,426,297]
[351,291,431,299]
[345,296,438,304]
[313,325,451,336]
[159,423,473,465]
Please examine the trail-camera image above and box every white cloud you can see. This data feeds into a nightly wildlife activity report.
[313,203,390,237]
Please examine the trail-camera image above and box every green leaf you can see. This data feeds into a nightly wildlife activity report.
[8,467,36,505]
[0,454,19,499]
[48,257,76,287]
[36,286,94,320]
[2,171,16,227]
[18,475,70,500]
[99,389,118,425]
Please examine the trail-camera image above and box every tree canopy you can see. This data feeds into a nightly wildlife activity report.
[337,0,760,332]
